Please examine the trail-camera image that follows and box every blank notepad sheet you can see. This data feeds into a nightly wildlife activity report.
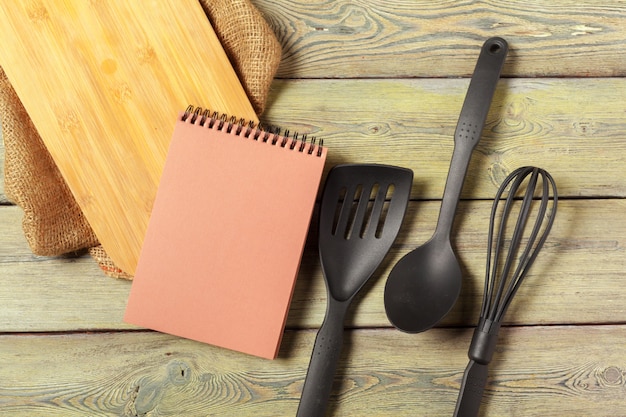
[125,109,327,359]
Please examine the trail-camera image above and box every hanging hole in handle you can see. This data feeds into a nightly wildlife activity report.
[489,41,504,54]
[489,43,501,54]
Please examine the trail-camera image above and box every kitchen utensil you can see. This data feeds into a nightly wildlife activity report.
[453,166,558,417]
[0,1,257,275]
[384,37,508,333]
[297,164,413,417]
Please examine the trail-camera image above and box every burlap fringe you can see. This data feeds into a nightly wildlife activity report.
[1,0,281,279]
[199,0,281,115]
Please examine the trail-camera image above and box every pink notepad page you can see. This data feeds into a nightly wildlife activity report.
[125,111,327,359]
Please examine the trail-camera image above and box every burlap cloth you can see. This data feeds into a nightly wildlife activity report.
[1,0,281,279]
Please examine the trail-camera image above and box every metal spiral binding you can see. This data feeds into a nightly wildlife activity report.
[182,105,324,157]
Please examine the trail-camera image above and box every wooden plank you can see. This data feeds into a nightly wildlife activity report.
[2,197,624,331]
[257,0,626,78]
[262,78,626,198]
[0,206,134,331]
[0,257,134,332]
[2,78,625,203]
[0,326,624,416]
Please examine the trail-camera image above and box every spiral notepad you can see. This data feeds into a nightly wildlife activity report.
[125,106,327,359]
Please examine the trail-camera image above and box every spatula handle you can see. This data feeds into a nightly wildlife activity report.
[297,298,349,417]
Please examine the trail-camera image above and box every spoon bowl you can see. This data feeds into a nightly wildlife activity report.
[384,235,461,332]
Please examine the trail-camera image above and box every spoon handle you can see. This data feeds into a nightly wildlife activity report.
[435,37,508,238]
[297,298,349,417]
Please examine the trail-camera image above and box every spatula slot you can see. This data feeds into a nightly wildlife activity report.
[359,183,380,238]
[331,184,364,239]
[344,185,364,239]
[375,184,396,238]
[331,187,348,236]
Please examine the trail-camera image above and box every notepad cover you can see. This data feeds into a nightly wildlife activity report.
[124,112,327,359]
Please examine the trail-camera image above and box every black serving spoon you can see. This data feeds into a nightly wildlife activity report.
[384,37,508,333]
[297,164,413,417]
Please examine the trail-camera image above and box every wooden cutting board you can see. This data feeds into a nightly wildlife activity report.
[0,1,258,275]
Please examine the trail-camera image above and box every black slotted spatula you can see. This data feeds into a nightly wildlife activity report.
[296,164,413,417]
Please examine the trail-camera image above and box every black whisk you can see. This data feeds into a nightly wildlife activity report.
[453,166,558,417]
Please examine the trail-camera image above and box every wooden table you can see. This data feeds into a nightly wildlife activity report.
[1,1,625,415]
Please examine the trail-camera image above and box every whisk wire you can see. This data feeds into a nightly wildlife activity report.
[495,168,541,320]
[490,168,533,319]
[497,170,557,320]
[483,167,558,322]
[483,168,513,318]
[503,175,548,285]
[484,166,527,319]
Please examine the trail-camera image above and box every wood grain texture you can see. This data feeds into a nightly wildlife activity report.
[0,0,257,275]
[261,78,626,198]
[2,197,624,331]
[0,327,625,416]
[256,0,626,78]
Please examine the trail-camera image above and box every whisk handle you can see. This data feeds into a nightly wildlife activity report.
[453,360,489,417]
[452,319,502,417]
